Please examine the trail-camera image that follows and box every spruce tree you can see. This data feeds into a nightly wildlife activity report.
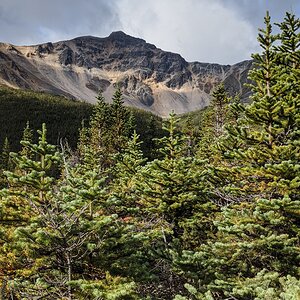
[0,123,140,299]
[89,92,111,153]
[0,124,61,298]
[196,84,231,163]
[0,137,13,189]
[109,131,147,216]
[210,84,230,137]
[200,12,300,299]
[110,87,135,152]
[0,137,12,171]
[4,123,61,204]
[19,121,33,157]
[133,113,218,298]
[79,88,135,169]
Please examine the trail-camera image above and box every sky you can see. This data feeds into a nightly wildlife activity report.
[0,0,299,64]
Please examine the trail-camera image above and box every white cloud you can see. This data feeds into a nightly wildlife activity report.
[116,0,259,64]
[0,0,298,64]
[0,0,120,45]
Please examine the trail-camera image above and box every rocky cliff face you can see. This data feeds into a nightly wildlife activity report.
[0,31,252,116]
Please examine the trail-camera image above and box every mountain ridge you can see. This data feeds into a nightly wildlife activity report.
[0,31,252,116]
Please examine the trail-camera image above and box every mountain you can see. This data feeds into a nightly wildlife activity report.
[0,31,252,117]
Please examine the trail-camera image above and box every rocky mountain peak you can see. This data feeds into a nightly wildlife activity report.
[108,31,146,45]
[0,32,252,116]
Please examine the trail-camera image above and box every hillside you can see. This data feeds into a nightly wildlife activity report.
[0,85,93,150]
[0,85,163,155]
[0,31,252,117]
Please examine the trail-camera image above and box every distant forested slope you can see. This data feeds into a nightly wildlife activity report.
[0,86,163,156]
[0,86,93,150]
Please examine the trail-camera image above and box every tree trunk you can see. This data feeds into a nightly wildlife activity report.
[1,278,7,300]
[66,252,72,300]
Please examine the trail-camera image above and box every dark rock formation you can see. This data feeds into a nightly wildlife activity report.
[0,32,253,116]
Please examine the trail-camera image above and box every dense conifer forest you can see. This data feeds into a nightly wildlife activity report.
[0,87,94,150]
[0,12,299,299]
[0,86,164,157]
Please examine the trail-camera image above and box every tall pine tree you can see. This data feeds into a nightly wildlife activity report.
[201,12,300,299]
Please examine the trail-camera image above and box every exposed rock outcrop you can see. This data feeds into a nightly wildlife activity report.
[0,32,252,116]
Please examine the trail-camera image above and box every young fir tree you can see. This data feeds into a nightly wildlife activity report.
[210,84,230,137]
[64,134,142,299]
[109,131,147,216]
[0,137,13,189]
[79,88,135,169]
[4,123,61,204]
[19,121,33,157]
[0,124,139,299]
[103,132,164,294]
[196,84,231,163]
[0,136,18,297]
[110,87,135,152]
[0,124,61,298]
[0,122,35,295]
[90,92,111,155]
[133,113,218,298]
[77,92,110,169]
[0,137,11,171]
[180,115,200,158]
[22,160,137,299]
[197,12,300,299]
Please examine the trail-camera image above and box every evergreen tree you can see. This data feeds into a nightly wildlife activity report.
[0,124,61,298]
[199,12,300,299]
[0,137,12,171]
[0,124,139,299]
[196,84,232,164]
[180,115,200,158]
[210,84,230,137]
[134,113,218,298]
[0,137,13,189]
[19,121,33,157]
[275,12,300,70]
[89,92,111,153]
[4,123,61,204]
[110,87,135,152]
[79,88,135,169]
[109,131,147,216]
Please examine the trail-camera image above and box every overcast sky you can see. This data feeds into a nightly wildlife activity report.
[0,0,299,64]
